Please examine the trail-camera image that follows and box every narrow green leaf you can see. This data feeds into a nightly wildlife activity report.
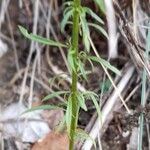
[63,1,74,7]
[90,95,101,122]
[93,0,106,14]
[77,92,87,111]
[63,6,72,16]
[80,15,90,52]
[83,91,102,121]
[89,56,121,75]
[18,26,67,48]
[87,57,94,71]
[79,51,87,58]
[83,91,98,98]
[83,7,104,24]
[61,9,73,33]
[78,59,87,80]
[75,129,96,149]
[88,23,108,38]
[22,105,63,114]
[42,91,70,101]
[65,96,72,134]
[67,47,76,72]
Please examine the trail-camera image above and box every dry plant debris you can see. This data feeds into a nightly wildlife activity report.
[31,132,69,150]
[0,0,150,149]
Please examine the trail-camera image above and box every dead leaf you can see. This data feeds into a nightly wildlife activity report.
[31,132,69,150]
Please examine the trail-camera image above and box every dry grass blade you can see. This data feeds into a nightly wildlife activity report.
[104,0,118,58]
[138,23,150,150]
[19,0,40,107]
[88,36,131,113]
[82,64,135,150]
[113,1,150,80]
[6,11,20,72]
[0,0,10,30]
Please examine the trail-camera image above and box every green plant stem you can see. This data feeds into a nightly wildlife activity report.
[69,0,80,149]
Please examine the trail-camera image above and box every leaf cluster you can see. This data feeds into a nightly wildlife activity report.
[19,0,120,147]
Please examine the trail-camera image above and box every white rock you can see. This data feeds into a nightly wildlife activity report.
[0,102,50,143]
[122,130,130,138]
[0,39,8,58]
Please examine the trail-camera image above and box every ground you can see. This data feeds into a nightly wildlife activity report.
[0,0,149,150]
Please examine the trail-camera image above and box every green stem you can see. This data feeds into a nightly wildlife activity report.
[69,0,80,149]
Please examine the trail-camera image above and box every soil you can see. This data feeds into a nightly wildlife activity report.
[0,0,149,150]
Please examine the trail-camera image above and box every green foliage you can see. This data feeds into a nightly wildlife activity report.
[61,9,73,32]
[77,92,87,111]
[93,0,106,13]
[19,0,121,149]
[65,96,73,134]
[78,59,88,80]
[83,91,101,121]
[80,12,90,52]
[18,26,67,48]
[42,91,70,101]
[80,6,106,52]
[61,2,107,53]
[89,56,121,75]
[67,47,77,72]
[75,129,96,148]
[88,23,108,38]
[22,105,64,114]
[90,94,101,121]
[99,79,111,93]
[83,7,104,24]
